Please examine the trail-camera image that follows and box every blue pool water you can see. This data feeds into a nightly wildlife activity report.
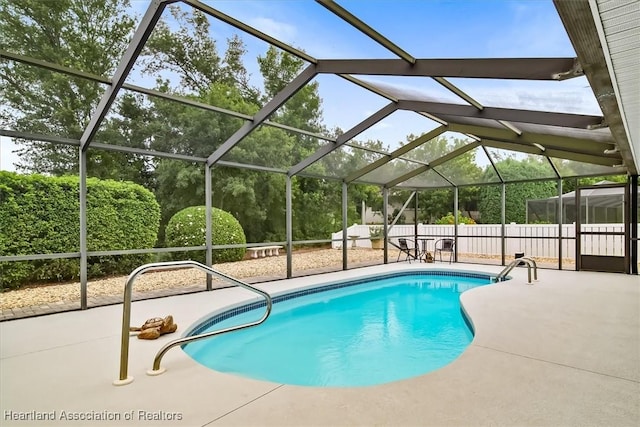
[184,272,492,387]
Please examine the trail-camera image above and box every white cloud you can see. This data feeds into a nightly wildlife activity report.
[246,17,298,44]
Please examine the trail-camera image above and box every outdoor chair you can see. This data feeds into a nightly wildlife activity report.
[434,238,455,263]
[389,238,419,263]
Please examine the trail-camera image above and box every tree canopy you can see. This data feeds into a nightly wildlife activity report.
[1,0,624,247]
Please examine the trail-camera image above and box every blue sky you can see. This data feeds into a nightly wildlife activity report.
[1,0,601,170]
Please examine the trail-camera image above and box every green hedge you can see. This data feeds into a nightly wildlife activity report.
[0,172,160,290]
[165,206,246,264]
[478,159,557,224]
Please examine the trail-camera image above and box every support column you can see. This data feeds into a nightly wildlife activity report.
[342,182,348,270]
[79,148,88,309]
[454,187,459,262]
[557,178,563,270]
[286,176,293,278]
[383,187,389,264]
[501,183,506,266]
[414,191,419,259]
[624,177,632,274]
[630,175,638,275]
[575,179,581,271]
[205,166,212,290]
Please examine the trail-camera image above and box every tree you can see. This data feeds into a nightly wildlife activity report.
[145,80,306,243]
[258,47,346,239]
[142,6,258,101]
[258,46,323,156]
[404,135,482,222]
[0,0,138,175]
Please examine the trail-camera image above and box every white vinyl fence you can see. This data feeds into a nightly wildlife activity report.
[332,223,634,258]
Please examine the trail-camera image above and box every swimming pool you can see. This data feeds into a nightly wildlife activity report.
[184,270,494,387]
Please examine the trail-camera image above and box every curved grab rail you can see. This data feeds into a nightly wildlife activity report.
[495,257,538,284]
[114,260,272,386]
[521,257,538,282]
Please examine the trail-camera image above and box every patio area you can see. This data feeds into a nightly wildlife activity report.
[1,263,638,426]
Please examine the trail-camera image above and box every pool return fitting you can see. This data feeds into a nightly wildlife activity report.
[113,260,272,386]
[494,256,538,284]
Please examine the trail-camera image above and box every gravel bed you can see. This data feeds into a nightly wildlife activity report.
[0,249,573,310]
[0,249,388,309]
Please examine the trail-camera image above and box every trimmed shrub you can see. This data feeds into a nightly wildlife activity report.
[0,172,160,290]
[165,206,246,264]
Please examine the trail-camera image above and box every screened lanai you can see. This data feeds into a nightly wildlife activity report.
[527,181,626,224]
[0,0,638,316]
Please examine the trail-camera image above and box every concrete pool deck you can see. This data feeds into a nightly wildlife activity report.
[1,263,638,426]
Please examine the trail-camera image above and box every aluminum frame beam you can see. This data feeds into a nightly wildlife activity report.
[500,183,506,265]
[431,168,457,188]
[398,100,604,129]
[457,128,617,160]
[316,0,415,64]
[0,129,80,147]
[79,148,88,309]
[205,166,213,290]
[341,182,348,270]
[547,156,562,180]
[316,58,582,80]
[79,0,171,151]
[207,64,317,166]
[0,50,111,84]
[1,51,336,144]
[315,2,488,115]
[554,0,637,174]
[286,177,293,278]
[288,102,397,176]
[184,0,316,64]
[345,126,447,182]
[482,145,504,183]
[316,1,506,115]
[557,178,564,269]
[338,74,398,102]
[1,129,294,174]
[431,77,485,111]
[126,83,335,142]
[382,187,389,264]
[480,139,623,167]
[385,142,480,188]
[447,122,616,150]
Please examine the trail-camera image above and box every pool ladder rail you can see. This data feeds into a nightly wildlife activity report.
[113,260,272,386]
[494,257,538,285]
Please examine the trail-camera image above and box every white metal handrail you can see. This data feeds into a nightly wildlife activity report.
[495,256,538,284]
[113,260,272,386]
